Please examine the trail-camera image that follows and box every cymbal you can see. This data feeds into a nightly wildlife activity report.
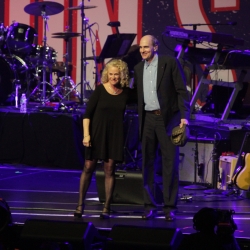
[52,32,81,39]
[67,5,97,10]
[24,1,64,16]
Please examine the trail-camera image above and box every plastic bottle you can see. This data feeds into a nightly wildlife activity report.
[20,93,27,113]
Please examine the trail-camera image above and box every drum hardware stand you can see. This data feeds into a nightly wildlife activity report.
[41,12,54,104]
[26,69,37,102]
[50,31,82,104]
[6,56,26,105]
[15,82,21,108]
[28,11,55,104]
[49,36,80,102]
[23,1,64,104]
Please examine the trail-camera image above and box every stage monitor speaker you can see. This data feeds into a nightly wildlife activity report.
[105,225,183,250]
[96,168,163,205]
[20,219,98,250]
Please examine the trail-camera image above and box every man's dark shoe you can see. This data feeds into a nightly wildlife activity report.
[165,211,175,221]
[142,210,157,220]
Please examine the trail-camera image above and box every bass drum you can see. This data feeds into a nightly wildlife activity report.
[0,55,28,105]
[5,23,37,55]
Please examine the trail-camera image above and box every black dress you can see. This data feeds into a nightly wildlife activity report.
[83,84,130,162]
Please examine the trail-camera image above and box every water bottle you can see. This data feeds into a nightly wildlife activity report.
[20,93,27,113]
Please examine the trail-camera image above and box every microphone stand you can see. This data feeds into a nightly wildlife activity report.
[86,22,100,86]
[79,0,92,104]
[80,0,86,105]
[184,131,207,190]
[182,22,237,27]
[204,134,228,195]
[29,9,55,105]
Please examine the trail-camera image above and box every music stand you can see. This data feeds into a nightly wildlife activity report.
[98,33,136,64]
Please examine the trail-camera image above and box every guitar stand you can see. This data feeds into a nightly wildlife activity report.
[223,132,250,197]
[222,187,241,197]
[203,133,225,195]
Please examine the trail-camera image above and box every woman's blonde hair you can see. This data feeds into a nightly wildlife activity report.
[101,59,129,87]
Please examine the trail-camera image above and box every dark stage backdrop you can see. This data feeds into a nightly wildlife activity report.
[142,1,249,53]
[0,112,84,169]
[1,1,249,86]
[142,0,250,106]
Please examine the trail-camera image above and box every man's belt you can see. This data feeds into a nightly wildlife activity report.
[146,110,161,115]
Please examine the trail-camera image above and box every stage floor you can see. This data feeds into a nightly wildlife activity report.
[1,163,250,249]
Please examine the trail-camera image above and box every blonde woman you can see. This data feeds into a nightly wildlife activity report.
[74,59,132,219]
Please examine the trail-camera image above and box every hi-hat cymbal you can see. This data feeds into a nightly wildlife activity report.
[67,5,97,10]
[24,1,64,16]
[52,32,81,39]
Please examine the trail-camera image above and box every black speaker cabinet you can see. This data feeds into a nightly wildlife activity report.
[105,225,183,250]
[96,168,163,205]
[20,219,98,250]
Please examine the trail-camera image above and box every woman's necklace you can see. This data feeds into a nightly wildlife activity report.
[108,83,120,94]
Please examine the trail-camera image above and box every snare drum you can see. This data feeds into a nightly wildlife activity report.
[28,45,57,66]
[6,22,37,54]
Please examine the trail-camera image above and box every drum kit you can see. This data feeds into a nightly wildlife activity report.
[0,1,96,107]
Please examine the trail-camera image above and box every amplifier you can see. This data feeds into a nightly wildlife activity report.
[179,138,229,185]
